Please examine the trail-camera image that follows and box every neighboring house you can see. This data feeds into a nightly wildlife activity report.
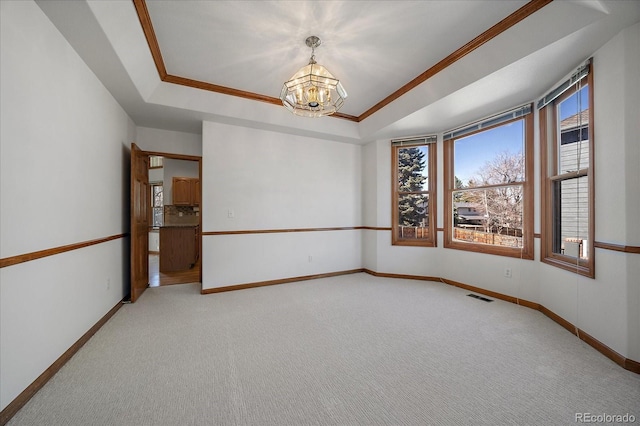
[558,109,590,259]
[453,202,486,228]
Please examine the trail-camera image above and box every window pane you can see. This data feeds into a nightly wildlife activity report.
[149,156,163,168]
[553,176,589,260]
[153,185,163,208]
[152,207,163,227]
[397,194,429,240]
[452,186,523,248]
[557,85,589,173]
[454,120,524,187]
[397,146,428,192]
[151,183,164,227]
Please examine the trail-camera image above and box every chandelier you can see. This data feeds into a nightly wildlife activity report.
[280,36,347,117]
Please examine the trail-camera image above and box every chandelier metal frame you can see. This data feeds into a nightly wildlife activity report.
[280,36,347,118]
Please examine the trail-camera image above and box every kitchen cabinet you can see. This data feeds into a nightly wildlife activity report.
[194,179,201,206]
[172,177,199,206]
[159,225,199,272]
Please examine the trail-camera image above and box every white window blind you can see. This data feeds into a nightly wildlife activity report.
[537,59,591,110]
[443,104,532,141]
[392,135,437,146]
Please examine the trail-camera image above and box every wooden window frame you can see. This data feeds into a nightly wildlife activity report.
[444,112,534,259]
[391,141,437,247]
[540,71,595,278]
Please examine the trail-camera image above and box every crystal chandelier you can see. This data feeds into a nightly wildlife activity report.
[280,36,347,117]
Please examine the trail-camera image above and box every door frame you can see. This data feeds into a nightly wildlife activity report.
[131,147,203,300]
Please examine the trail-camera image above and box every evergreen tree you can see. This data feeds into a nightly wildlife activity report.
[397,147,427,226]
[454,176,465,190]
[453,176,464,226]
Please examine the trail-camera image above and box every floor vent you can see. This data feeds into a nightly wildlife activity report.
[467,293,493,302]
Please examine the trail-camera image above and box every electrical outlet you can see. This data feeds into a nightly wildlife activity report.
[106,277,111,290]
[504,268,512,278]
[308,255,312,263]
[227,209,234,218]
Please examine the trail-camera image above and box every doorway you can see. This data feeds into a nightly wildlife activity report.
[130,145,202,302]
[148,153,202,287]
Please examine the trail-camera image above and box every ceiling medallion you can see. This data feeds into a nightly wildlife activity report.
[280,36,347,118]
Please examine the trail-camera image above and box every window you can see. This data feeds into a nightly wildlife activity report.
[151,182,163,228]
[444,105,534,259]
[539,61,594,277]
[149,156,163,168]
[392,136,437,246]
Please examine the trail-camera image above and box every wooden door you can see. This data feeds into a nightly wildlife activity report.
[130,143,149,302]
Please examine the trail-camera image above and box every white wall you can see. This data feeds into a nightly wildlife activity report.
[539,21,639,361]
[149,167,163,183]
[149,230,160,252]
[361,142,379,271]
[361,22,640,360]
[201,121,362,289]
[623,22,640,363]
[0,1,134,411]
[136,126,202,157]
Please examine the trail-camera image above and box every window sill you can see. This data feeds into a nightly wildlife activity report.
[541,256,594,278]
[444,240,534,260]
[392,239,436,248]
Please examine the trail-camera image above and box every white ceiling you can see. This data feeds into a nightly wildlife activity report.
[146,0,529,116]
[36,0,640,144]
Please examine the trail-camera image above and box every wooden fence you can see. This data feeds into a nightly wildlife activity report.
[398,226,429,239]
[454,228,522,248]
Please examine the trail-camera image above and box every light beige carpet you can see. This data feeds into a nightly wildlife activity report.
[8,273,640,425]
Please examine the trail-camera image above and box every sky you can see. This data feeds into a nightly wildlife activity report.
[559,85,589,120]
[453,84,588,185]
[454,120,524,185]
[404,85,589,187]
